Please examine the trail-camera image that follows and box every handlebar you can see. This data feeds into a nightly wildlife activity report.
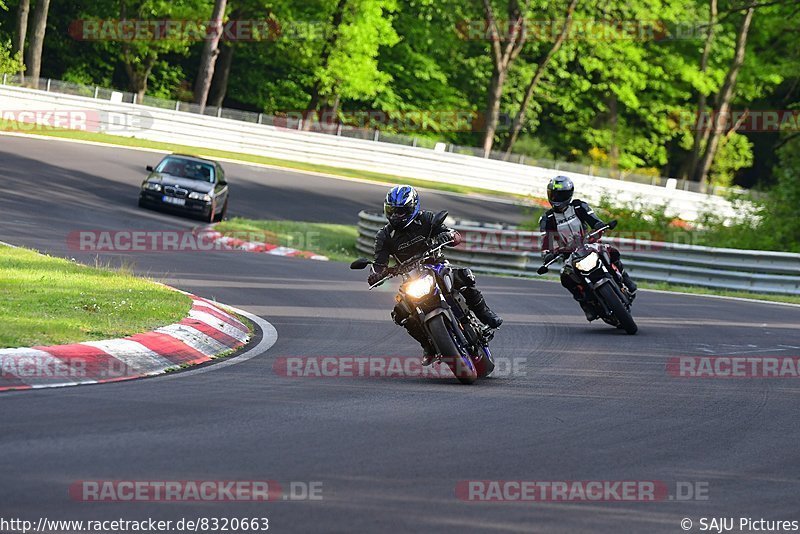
[368,239,452,289]
[537,221,616,275]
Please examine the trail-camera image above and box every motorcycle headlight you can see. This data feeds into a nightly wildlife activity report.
[404,275,435,300]
[574,251,600,272]
[188,191,212,201]
[143,182,162,191]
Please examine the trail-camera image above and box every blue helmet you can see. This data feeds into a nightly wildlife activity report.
[384,185,420,229]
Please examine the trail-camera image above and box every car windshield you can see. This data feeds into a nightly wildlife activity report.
[156,157,215,182]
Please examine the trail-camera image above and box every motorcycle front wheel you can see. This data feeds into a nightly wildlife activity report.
[597,283,638,335]
[427,315,478,384]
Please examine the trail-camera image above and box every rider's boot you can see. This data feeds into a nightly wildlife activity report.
[466,294,503,328]
[578,299,599,322]
[567,285,597,321]
[622,271,638,301]
[405,322,437,366]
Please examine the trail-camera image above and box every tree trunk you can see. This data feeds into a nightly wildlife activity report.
[482,67,507,156]
[480,0,529,156]
[609,93,619,173]
[694,6,755,189]
[122,46,156,103]
[502,0,577,154]
[14,0,30,79]
[208,42,234,108]
[24,0,50,88]
[303,0,347,130]
[686,0,718,181]
[193,0,228,112]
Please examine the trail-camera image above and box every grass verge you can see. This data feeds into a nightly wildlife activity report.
[1,125,537,202]
[0,244,192,348]
[214,218,360,263]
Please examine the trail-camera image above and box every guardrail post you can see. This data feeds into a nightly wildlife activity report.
[46,79,51,92]
[412,137,417,147]
[217,107,222,118]
[93,86,99,98]
[336,123,342,136]
[373,129,380,142]
[257,113,262,124]
[2,74,6,85]
[175,101,180,111]
[132,93,137,105]
[297,118,303,130]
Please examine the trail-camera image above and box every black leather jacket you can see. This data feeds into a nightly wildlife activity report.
[373,210,454,269]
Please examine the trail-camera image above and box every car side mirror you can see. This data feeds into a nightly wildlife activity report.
[146,165,154,172]
[350,258,372,270]
[537,266,549,275]
[432,210,449,227]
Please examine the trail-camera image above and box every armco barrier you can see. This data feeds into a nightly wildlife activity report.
[356,211,800,295]
[0,84,741,222]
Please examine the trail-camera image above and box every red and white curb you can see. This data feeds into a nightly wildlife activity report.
[0,295,252,392]
[195,225,329,261]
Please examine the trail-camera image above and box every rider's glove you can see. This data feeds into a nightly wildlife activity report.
[368,267,387,287]
[433,231,455,247]
[541,249,551,259]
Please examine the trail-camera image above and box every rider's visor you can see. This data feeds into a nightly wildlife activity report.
[548,188,572,204]
[384,203,415,223]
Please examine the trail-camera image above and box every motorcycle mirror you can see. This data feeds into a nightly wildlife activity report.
[537,265,549,275]
[432,210,449,227]
[608,219,618,230]
[350,258,372,270]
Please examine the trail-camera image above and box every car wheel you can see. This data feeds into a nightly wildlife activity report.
[215,198,228,222]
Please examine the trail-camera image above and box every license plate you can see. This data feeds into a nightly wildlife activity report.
[162,195,186,206]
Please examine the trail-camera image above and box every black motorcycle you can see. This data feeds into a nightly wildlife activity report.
[537,220,638,335]
[350,211,496,384]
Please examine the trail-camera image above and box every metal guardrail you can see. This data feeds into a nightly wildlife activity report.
[356,211,800,295]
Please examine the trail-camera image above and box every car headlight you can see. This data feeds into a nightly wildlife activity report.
[404,275,435,299]
[143,182,162,191]
[574,251,600,272]
[188,191,212,202]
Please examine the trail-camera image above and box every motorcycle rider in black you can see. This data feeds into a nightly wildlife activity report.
[369,185,503,363]
[539,176,638,321]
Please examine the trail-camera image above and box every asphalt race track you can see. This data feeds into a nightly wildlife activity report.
[1,135,799,533]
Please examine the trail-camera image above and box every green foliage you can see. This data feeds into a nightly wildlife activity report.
[0,40,22,75]
[708,132,754,188]
[1,0,797,193]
